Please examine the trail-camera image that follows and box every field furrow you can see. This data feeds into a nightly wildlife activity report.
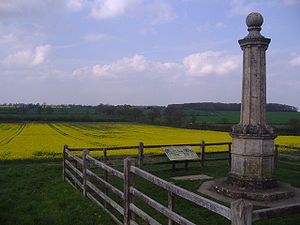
[0,123,26,146]
[50,123,108,147]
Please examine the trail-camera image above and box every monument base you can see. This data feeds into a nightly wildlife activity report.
[227,172,277,189]
[198,178,300,207]
[212,177,293,201]
[198,178,299,207]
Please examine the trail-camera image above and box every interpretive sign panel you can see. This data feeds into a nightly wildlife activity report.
[163,146,199,161]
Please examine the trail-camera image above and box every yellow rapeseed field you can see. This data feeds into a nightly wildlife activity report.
[0,122,299,160]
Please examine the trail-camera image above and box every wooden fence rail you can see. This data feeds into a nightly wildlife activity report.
[63,143,300,225]
[274,145,300,169]
[252,203,300,222]
[68,141,232,172]
[126,158,231,225]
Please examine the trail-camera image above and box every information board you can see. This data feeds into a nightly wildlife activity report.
[163,146,199,161]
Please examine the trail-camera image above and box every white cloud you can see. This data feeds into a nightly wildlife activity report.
[73,54,149,78]
[2,45,51,67]
[89,0,141,19]
[72,54,183,79]
[72,51,240,81]
[65,0,176,24]
[84,33,115,41]
[183,51,240,76]
[65,0,140,19]
[66,0,86,11]
[0,22,46,50]
[32,45,51,66]
[289,55,300,66]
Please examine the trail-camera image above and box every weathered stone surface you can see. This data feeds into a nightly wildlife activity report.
[198,13,296,203]
[227,12,278,190]
[246,12,263,28]
[229,136,277,189]
[198,179,300,207]
[231,124,276,138]
[231,137,274,156]
[227,172,277,189]
[212,178,294,202]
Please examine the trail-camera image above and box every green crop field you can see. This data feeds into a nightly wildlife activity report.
[1,104,300,125]
[184,110,300,124]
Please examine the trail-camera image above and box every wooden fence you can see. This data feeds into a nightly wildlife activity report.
[67,141,232,172]
[275,145,300,169]
[124,158,231,225]
[63,142,300,225]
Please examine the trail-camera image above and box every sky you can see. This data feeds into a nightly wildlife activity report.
[0,0,300,109]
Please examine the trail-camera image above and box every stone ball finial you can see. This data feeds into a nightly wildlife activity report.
[246,12,263,28]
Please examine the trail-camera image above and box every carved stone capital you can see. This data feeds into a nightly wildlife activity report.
[231,124,276,139]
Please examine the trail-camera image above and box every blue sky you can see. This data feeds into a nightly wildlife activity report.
[0,0,300,109]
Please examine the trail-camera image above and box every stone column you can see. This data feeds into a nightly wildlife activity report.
[228,13,277,189]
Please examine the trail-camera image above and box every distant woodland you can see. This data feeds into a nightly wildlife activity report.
[0,102,299,135]
[1,102,298,113]
[168,102,298,112]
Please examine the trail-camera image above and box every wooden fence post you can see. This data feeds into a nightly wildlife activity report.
[124,158,135,225]
[231,199,252,225]
[62,145,68,181]
[82,149,89,197]
[185,160,188,170]
[103,149,109,209]
[200,140,205,168]
[138,142,144,168]
[172,161,176,172]
[274,145,278,168]
[228,143,232,167]
[103,149,108,162]
[168,190,175,225]
[74,160,78,188]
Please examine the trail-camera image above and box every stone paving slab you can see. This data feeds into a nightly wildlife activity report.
[172,174,213,181]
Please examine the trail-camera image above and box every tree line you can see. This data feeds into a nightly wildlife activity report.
[168,102,298,112]
[1,102,297,114]
[0,102,299,135]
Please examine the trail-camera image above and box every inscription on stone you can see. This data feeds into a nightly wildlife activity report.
[163,146,199,161]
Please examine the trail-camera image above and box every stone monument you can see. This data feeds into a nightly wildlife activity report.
[228,12,277,190]
[199,12,298,204]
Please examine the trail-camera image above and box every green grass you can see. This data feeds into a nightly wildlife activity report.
[0,159,114,225]
[1,156,300,225]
